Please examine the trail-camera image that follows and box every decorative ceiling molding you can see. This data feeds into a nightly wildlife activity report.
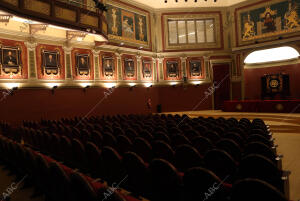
[29,24,48,35]
[66,31,87,41]
[0,14,12,25]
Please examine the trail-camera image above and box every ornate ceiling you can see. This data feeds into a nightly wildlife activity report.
[126,0,249,9]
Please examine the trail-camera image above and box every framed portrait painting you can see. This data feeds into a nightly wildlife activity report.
[189,60,202,77]
[1,46,22,75]
[102,56,115,77]
[142,60,152,78]
[42,50,60,75]
[166,61,178,78]
[76,54,90,76]
[124,58,135,78]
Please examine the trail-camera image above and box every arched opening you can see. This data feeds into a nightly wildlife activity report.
[244,46,300,64]
[243,46,300,101]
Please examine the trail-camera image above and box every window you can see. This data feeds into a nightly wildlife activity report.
[244,46,300,64]
[168,19,215,45]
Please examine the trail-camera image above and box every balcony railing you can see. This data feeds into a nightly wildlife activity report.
[0,0,107,37]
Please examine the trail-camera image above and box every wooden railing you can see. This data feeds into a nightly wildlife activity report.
[0,0,107,38]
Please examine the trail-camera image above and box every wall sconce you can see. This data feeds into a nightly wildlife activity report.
[79,83,91,92]
[83,85,90,93]
[170,82,177,88]
[50,85,58,95]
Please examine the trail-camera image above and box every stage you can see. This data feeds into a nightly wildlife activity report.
[223,100,300,113]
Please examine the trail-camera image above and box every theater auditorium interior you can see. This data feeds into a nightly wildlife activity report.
[0,0,300,200]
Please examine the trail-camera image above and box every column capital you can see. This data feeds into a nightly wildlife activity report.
[92,49,100,55]
[63,46,73,54]
[24,42,37,51]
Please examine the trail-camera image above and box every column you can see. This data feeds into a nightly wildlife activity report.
[24,42,37,80]
[181,56,187,81]
[152,57,157,82]
[115,52,122,80]
[93,49,100,80]
[136,55,142,81]
[63,47,72,80]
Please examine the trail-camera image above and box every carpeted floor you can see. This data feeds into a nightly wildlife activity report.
[165,110,300,201]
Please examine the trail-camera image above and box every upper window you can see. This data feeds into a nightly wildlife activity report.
[168,19,215,45]
[244,46,300,64]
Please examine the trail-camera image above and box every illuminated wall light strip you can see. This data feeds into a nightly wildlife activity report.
[170,82,178,86]
[245,46,300,64]
[4,83,20,89]
[79,83,91,88]
[45,83,60,88]
[104,83,116,88]
[144,83,153,88]
[128,83,136,87]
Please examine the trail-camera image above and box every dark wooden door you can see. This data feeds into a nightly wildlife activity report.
[213,64,230,110]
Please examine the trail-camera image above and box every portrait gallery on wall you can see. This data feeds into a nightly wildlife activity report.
[237,0,300,46]
[106,2,151,49]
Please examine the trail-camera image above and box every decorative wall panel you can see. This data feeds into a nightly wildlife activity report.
[163,58,182,81]
[36,44,65,80]
[236,0,300,46]
[24,0,51,15]
[71,48,94,80]
[122,54,137,80]
[55,7,77,22]
[99,52,118,80]
[141,57,153,81]
[106,1,151,50]
[186,57,205,80]
[0,39,28,79]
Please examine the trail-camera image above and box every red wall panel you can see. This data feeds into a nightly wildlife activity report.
[0,85,212,125]
[244,63,300,100]
[158,84,212,112]
[232,82,242,100]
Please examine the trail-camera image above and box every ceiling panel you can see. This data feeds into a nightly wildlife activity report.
[127,0,249,9]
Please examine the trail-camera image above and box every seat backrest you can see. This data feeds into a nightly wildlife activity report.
[204,149,237,183]
[216,139,242,162]
[116,135,132,154]
[175,144,204,172]
[244,142,276,162]
[133,137,153,162]
[183,167,229,201]
[192,136,214,156]
[149,159,182,201]
[152,140,175,163]
[70,172,98,201]
[238,154,283,192]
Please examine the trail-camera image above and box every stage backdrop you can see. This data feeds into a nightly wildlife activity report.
[244,63,300,100]
[236,0,300,46]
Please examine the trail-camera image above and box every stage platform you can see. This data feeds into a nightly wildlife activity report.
[223,100,300,113]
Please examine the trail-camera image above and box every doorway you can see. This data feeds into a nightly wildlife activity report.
[212,63,230,110]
